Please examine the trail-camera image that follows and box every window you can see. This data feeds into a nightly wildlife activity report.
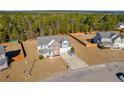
[62,43,68,48]
[1,54,5,59]
[42,45,45,49]
[63,43,67,46]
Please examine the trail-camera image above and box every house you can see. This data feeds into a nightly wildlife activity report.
[92,32,124,49]
[111,35,124,49]
[117,22,124,29]
[92,32,117,47]
[37,36,71,57]
[0,46,8,71]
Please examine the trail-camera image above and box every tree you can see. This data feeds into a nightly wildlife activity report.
[0,12,123,42]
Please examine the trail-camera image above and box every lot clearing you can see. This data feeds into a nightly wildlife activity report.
[0,39,67,82]
[1,33,124,81]
[69,32,97,47]
[68,34,124,65]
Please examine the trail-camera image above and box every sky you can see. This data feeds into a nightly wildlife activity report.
[0,0,124,11]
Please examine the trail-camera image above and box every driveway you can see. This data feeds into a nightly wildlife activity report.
[60,53,89,70]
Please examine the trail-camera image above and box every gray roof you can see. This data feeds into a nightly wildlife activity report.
[118,22,124,25]
[97,31,117,38]
[0,46,4,53]
[37,35,70,47]
[39,49,52,54]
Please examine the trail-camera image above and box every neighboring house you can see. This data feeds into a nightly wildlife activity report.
[0,46,8,71]
[117,22,124,29]
[37,36,71,57]
[92,32,124,49]
[111,35,124,49]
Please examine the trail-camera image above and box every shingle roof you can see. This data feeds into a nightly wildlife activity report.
[40,49,52,54]
[97,31,117,38]
[37,35,70,47]
[0,46,4,53]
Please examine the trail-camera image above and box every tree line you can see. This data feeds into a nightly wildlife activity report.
[0,12,124,42]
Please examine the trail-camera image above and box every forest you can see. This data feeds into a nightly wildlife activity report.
[0,12,124,42]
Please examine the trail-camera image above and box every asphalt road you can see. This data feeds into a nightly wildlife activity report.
[44,62,124,82]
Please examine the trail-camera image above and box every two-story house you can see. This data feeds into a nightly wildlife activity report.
[92,32,124,49]
[37,36,71,57]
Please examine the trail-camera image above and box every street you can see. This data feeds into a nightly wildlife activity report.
[44,62,124,82]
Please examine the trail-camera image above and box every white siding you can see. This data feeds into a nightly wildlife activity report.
[122,38,124,43]
[113,37,124,49]
[60,47,71,54]
[119,25,124,29]
[114,37,121,44]
[101,38,110,42]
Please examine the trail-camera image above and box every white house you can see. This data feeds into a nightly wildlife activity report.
[93,32,124,49]
[112,35,124,49]
[117,22,124,29]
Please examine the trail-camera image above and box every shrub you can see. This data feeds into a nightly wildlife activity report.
[71,47,75,53]
[39,55,44,60]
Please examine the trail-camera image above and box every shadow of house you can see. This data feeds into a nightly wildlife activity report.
[5,49,21,65]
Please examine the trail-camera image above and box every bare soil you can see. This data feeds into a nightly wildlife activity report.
[0,39,67,82]
[68,35,124,65]
[1,34,124,81]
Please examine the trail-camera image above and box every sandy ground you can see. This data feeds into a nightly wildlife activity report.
[68,35,124,65]
[1,34,124,81]
[0,39,67,82]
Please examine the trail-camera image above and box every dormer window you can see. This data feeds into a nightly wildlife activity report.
[62,40,68,48]
[42,45,46,49]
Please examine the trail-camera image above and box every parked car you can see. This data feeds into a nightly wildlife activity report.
[116,72,124,82]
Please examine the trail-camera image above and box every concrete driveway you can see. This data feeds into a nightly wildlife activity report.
[60,53,89,70]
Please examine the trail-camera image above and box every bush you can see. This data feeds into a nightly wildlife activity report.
[71,47,75,53]
[22,36,27,41]
[39,55,44,60]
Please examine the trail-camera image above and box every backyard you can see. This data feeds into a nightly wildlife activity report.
[0,39,67,82]
[68,34,124,65]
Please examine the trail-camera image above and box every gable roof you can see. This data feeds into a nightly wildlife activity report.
[97,31,117,38]
[111,34,124,42]
[37,35,70,47]
[118,22,124,26]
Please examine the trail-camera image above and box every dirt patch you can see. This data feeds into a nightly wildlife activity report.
[68,35,124,65]
[0,39,67,82]
[69,33,97,47]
